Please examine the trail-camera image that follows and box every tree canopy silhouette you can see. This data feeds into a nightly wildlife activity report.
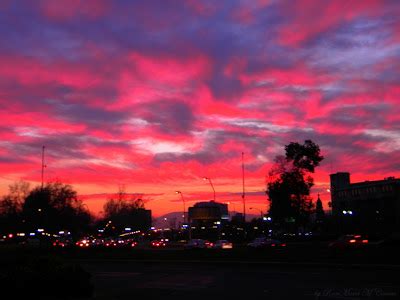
[0,181,30,233]
[101,187,150,232]
[267,140,324,230]
[22,182,91,233]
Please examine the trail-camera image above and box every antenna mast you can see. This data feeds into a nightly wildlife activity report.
[242,152,246,222]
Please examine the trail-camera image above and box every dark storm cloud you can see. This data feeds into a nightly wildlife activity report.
[9,134,90,161]
[277,129,400,175]
[0,0,287,103]
[52,101,129,127]
[207,72,244,101]
[139,100,195,135]
[6,131,132,163]
[0,79,51,108]
[0,3,89,61]
[153,115,394,168]
[311,103,392,128]
[154,129,273,165]
[0,155,32,164]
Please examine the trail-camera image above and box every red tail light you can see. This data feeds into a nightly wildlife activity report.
[281,243,286,247]
[271,244,276,247]
[349,239,356,243]
[362,240,369,243]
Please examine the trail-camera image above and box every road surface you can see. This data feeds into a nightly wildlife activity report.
[82,260,400,300]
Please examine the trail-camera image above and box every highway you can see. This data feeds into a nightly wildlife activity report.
[1,243,400,299]
[82,259,400,299]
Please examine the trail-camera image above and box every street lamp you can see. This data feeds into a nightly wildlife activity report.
[203,177,216,201]
[175,191,186,224]
[250,207,264,218]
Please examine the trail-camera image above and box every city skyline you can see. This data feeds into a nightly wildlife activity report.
[1,1,399,216]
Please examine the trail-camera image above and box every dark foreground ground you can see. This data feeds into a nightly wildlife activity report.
[83,259,400,300]
[1,244,400,299]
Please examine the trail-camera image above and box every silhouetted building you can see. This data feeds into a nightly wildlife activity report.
[231,213,244,223]
[330,172,400,233]
[131,209,152,231]
[189,201,228,222]
[188,201,229,240]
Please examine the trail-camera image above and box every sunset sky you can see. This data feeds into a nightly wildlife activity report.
[0,0,399,217]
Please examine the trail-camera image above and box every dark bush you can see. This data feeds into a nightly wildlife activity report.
[0,255,93,299]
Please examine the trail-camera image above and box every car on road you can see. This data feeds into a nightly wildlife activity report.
[213,240,233,249]
[151,239,167,248]
[247,237,286,249]
[103,239,118,248]
[329,234,369,249]
[76,239,91,248]
[52,238,72,248]
[184,239,208,249]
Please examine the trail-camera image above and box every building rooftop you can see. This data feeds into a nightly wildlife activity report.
[193,200,227,208]
[349,177,400,188]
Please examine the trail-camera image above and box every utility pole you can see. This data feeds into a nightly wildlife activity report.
[41,146,46,189]
[242,152,246,222]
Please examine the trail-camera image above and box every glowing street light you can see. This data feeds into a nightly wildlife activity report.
[203,177,216,201]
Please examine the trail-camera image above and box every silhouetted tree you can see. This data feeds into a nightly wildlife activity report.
[102,187,149,232]
[0,181,30,233]
[22,182,92,233]
[267,140,324,231]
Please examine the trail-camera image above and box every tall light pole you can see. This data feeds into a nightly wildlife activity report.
[175,191,186,224]
[203,177,216,201]
[41,145,46,189]
[242,152,246,222]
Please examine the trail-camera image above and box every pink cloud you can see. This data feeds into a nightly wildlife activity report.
[39,0,109,21]
[278,0,385,46]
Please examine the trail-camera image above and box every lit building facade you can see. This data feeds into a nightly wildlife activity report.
[188,201,229,240]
